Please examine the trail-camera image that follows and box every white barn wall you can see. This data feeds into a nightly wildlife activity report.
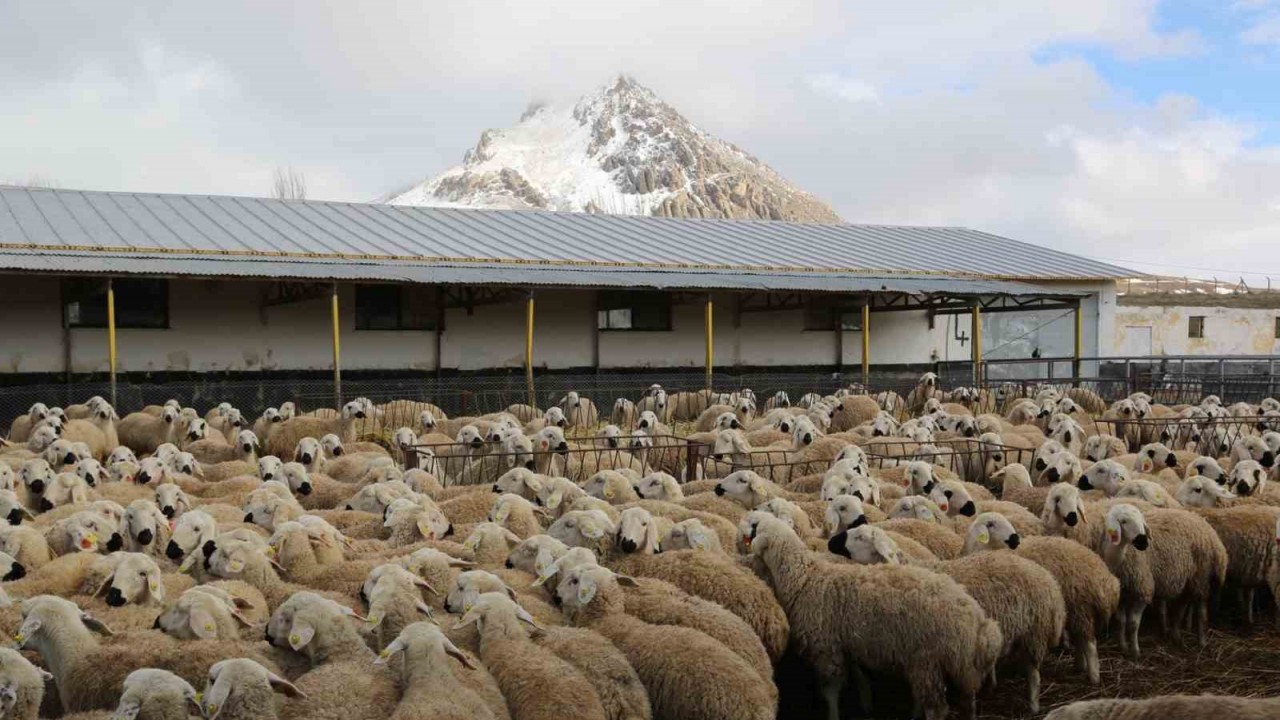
[1112,304,1280,356]
[1,276,1115,375]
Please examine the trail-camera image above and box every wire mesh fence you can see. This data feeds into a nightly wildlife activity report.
[863,438,1037,490]
[4,356,1280,437]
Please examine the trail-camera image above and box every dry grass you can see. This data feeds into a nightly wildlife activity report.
[977,622,1280,719]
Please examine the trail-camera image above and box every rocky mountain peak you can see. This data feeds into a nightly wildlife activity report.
[388,75,840,223]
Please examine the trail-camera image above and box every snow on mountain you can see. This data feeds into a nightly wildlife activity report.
[388,76,841,223]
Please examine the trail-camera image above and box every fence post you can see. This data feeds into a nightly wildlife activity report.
[1219,358,1226,401]
[971,300,982,386]
[525,291,536,408]
[107,278,118,408]
[331,282,342,409]
[1072,298,1083,385]
[861,296,871,389]
[704,294,714,394]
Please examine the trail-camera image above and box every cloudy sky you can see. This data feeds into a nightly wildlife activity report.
[3,1,1280,280]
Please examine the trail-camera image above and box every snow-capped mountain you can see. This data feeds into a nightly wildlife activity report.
[388,76,840,223]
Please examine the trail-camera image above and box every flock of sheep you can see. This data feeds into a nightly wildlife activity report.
[0,373,1277,719]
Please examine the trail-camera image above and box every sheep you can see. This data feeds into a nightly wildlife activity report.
[361,564,438,651]
[373,622,506,720]
[453,592,608,720]
[928,478,1045,535]
[740,513,1001,720]
[555,565,776,720]
[43,509,116,555]
[0,646,51,720]
[263,592,400,720]
[661,518,723,553]
[1102,504,1228,658]
[196,658,307,720]
[153,584,260,641]
[964,512,1120,684]
[277,462,349,511]
[106,500,172,559]
[1185,502,1280,624]
[15,595,278,713]
[38,471,91,513]
[1044,695,1280,719]
[993,463,1055,515]
[4,404,51,444]
[487,493,544,539]
[712,470,806,509]
[833,522,1065,712]
[0,525,54,571]
[265,401,366,459]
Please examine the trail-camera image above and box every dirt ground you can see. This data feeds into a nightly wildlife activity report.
[775,614,1280,719]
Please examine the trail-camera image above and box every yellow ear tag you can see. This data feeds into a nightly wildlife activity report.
[204,622,215,633]
[577,585,592,603]
[464,537,478,551]
[495,506,509,523]
[13,633,23,645]
[367,612,381,625]
[266,546,277,557]
[463,599,474,612]
[976,529,990,545]
[288,633,301,646]
[603,485,614,499]
[228,559,245,573]
[149,581,161,594]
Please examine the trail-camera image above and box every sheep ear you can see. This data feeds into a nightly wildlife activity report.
[576,577,598,605]
[414,600,435,619]
[687,526,711,551]
[110,700,142,720]
[579,518,603,540]
[615,574,639,588]
[188,607,220,639]
[266,670,307,698]
[446,557,475,569]
[873,533,900,564]
[411,576,438,595]
[512,603,545,631]
[501,528,522,547]
[93,572,116,599]
[81,612,114,636]
[374,638,404,665]
[547,488,565,509]
[442,636,476,669]
[747,474,767,494]
[287,618,315,650]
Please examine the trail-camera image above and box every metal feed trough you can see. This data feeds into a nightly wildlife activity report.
[863,438,1036,490]
[406,434,703,487]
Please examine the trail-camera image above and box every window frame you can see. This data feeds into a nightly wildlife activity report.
[596,291,672,332]
[803,297,864,332]
[354,284,437,332]
[62,278,170,330]
[1188,315,1206,339]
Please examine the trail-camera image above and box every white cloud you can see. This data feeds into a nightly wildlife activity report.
[806,73,879,104]
[0,0,1275,278]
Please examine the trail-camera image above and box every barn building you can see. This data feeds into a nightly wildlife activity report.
[0,186,1130,416]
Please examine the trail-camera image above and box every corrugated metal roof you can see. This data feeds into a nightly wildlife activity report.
[0,186,1132,284]
[0,248,1083,296]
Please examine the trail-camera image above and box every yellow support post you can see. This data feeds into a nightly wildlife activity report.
[1073,299,1083,383]
[525,292,536,408]
[971,301,983,385]
[107,279,117,408]
[331,283,342,407]
[861,297,870,389]
[704,295,714,392]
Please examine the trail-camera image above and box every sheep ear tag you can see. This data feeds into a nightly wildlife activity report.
[189,607,219,639]
[580,519,603,540]
[688,527,710,551]
[417,518,437,541]
[533,548,555,577]
[288,621,315,650]
[227,558,245,574]
[603,485,614,500]
[1106,520,1122,545]
[494,505,510,523]
[976,528,990,545]
[577,582,597,605]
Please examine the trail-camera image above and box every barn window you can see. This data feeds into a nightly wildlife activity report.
[1188,316,1205,339]
[804,297,863,331]
[597,291,672,331]
[63,278,169,329]
[355,285,437,331]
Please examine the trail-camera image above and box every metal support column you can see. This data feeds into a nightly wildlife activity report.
[704,295,714,393]
[971,301,982,385]
[107,278,117,408]
[434,286,445,381]
[1072,298,1083,384]
[861,297,871,389]
[525,292,536,408]
[331,282,342,408]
